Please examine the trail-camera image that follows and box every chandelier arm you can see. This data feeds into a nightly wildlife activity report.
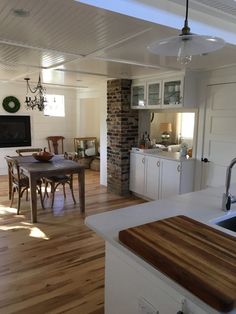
[27,81,38,94]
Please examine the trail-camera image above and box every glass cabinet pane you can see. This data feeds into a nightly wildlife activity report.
[148,82,161,107]
[132,85,145,107]
[163,80,182,105]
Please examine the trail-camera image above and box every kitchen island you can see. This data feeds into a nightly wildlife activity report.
[85,184,236,314]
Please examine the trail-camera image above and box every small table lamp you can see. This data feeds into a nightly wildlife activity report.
[159,122,172,142]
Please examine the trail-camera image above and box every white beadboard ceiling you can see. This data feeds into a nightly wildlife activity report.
[0,0,236,90]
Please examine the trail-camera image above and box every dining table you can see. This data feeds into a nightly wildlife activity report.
[11,155,85,223]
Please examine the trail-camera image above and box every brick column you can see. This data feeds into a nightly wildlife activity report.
[107,79,138,195]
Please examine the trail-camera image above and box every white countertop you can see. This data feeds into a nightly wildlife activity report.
[85,184,236,240]
[85,184,236,313]
[130,148,194,162]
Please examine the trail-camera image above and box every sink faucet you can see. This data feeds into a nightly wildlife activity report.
[222,157,236,211]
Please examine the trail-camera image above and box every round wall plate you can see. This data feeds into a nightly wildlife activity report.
[2,96,21,113]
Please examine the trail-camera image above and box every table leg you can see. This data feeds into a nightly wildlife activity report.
[29,175,38,223]
[78,169,85,213]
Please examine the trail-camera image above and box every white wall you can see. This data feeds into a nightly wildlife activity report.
[78,83,107,186]
[76,98,100,139]
[0,82,77,174]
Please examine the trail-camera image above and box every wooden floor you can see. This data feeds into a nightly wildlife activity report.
[0,170,145,314]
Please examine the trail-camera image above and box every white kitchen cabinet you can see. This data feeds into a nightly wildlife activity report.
[131,80,161,109]
[162,77,184,108]
[105,243,209,314]
[131,83,146,108]
[130,153,161,200]
[146,155,161,199]
[160,158,194,199]
[146,80,162,109]
[129,152,194,200]
[129,152,145,195]
[160,158,181,199]
[131,71,199,109]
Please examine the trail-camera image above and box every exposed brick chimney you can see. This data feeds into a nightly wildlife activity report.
[107,79,138,195]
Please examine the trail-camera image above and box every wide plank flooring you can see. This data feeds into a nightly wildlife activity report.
[0,170,145,314]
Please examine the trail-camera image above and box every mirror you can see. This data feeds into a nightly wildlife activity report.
[74,137,97,158]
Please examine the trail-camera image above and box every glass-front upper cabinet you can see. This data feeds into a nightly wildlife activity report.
[131,75,187,109]
[163,78,184,108]
[131,83,146,108]
[147,81,162,109]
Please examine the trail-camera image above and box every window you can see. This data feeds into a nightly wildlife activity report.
[44,95,65,117]
[180,112,195,139]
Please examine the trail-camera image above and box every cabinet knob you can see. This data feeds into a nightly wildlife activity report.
[177,164,181,172]
[157,161,160,167]
[142,158,145,164]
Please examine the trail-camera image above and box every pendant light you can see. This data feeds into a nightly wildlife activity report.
[147,0,225,65]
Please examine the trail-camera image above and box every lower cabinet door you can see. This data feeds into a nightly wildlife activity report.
[146,156,160,200]
[160,159,180,199]
[129,153,145,195]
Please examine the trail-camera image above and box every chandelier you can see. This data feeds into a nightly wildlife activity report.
[147,0,225,65]
[24,75,47,111]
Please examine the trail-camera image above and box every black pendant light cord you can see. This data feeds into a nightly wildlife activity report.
[181,0,191,35]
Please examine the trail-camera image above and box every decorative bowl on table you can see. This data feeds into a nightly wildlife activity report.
[32,151,54,162]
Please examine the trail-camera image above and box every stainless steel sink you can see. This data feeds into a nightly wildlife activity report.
[215,216,236,232]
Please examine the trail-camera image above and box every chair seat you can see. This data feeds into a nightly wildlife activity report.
[43,153,76,207]
[44,174,76,208]
[46,175,69,182]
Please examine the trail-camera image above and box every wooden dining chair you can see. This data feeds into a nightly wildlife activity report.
[43,153,76,208]
[16,148,42,156]
[5,156,44,214]
[47,136,65,154]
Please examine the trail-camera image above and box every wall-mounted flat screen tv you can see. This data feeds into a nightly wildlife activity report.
[0,115,31,148]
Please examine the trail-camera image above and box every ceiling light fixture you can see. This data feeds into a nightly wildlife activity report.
[147,0,225,65]
[24,75,47,111]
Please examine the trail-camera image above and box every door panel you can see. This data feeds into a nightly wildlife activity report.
[202,83,236,188]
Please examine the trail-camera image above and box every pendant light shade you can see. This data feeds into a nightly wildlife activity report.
[147,0,225,64]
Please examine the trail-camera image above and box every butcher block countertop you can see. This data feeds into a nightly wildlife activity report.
[119,215,236,313]
[85,183,236,313]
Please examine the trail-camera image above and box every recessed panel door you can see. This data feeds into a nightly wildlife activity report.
[202,83,236,188]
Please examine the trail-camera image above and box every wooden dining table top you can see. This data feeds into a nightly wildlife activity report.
[13,154,84,174]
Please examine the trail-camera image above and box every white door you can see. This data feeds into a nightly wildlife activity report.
[129,153,145,195]
[160,159,180,199]
[146,156,160,200]
[202,83,236,188]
